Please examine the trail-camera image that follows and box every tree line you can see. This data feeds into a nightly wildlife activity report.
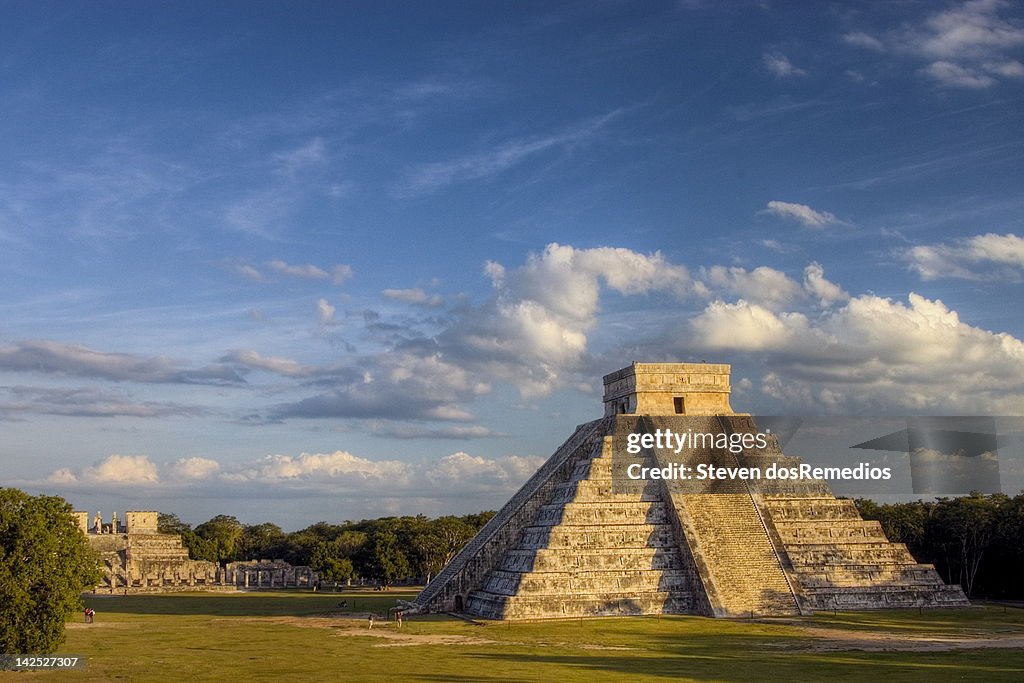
[171,493,1024,597]
[855,492,1024,598]
[159,511,496,585]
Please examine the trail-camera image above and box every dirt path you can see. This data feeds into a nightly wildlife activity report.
[781,625,1024,652]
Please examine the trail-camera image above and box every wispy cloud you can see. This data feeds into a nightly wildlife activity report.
[233,264,264,281]
[222,349,315,377]
[232,260,352,284]
[332,264,355,285]
[843,0,1024,89]
[272,137,327,175]
[0,340,244,385]
[382,287,445,308]
[842,31,886,52]
[762,51,807,78]
[394,110,625,197]
[761,200,844,228]
[0,386,206,419]
[266,259,330,280]
[316,298,338,325]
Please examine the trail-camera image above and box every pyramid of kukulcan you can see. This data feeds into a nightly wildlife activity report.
[413,362,969,618]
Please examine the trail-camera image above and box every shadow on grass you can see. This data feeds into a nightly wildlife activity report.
[405,614,1024,682]
[804,606,1024,635]
[448,646,1024,682]
[83,590,419,617]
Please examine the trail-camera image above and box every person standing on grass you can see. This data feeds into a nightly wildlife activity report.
[368,614,374,630]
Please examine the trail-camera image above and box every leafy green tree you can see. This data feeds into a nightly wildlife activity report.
[181,529,218,562]
[279,530,324,566]
[309,541,355,582]
[239,523,286,560]
[0,489,102,654]
[461,511,496,530]
[334,530,368,557]
[409,516,475,582]
[928,493,1001,597]
[366,530,410,584]
[193,515,245,564]
[157,512,191,535]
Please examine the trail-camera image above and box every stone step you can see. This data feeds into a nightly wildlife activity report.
[465,589,694,620]
[775,520,887,542]
[482,568,693,596]
[795,565,949,587]
[803,584,970,609]
[128,552,192,562]
[533,501,670,526]
[786,545,917,565]
[765,500,864,521]
[675,490,799,616]
[518,523,677,550]
[499,547,686,573]
[547,479,662,504]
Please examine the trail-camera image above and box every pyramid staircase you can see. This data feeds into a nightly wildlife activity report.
[464,418,698,618]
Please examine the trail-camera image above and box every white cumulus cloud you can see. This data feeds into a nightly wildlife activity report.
[803,262,850,306]
[687,292,1024,411]
[441,243,696,397]
[84,454,159,484]
[702,266,803,311]
[169,457,220,480]
[904,233,1024,280]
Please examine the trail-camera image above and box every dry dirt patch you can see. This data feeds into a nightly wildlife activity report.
[260,615,499,648]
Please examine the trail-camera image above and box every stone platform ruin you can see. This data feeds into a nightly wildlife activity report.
[412,362,969,619]
[75,510,316,593]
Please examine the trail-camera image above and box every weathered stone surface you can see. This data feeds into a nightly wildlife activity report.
[77,510,317,593]
[413,362,969,619]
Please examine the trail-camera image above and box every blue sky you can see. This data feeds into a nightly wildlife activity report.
[1,1,1023,528]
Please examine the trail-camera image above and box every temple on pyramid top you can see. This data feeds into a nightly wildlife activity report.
[602,362,733,416]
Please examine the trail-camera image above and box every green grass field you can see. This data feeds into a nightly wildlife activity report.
[5,591,1024,682]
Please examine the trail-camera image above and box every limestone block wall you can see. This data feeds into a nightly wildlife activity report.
[602,362,732,416]
[413,418,609,612]
[462,420,701,619]
[126,511,159,534]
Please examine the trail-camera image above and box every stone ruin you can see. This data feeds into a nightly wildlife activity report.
[74,510,317,593]
[224,560,317,589]
[413,362,969,619]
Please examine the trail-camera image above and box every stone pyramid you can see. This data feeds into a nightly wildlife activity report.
[413,363,969,619]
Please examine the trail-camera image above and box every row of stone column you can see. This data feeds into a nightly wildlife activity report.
[224,566,316,588]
